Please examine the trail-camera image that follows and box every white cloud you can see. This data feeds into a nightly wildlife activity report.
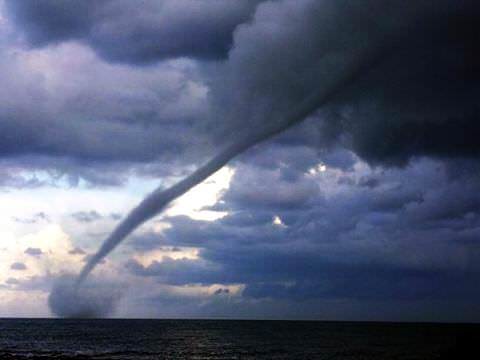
[166,166,235,221]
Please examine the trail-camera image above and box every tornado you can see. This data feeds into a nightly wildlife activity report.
[76,44,385,286]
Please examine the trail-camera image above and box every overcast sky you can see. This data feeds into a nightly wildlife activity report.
[1,0,480,321]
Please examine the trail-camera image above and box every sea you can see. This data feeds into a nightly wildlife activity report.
[0,319,477,359]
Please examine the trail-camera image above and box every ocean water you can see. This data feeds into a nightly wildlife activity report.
[0,319,477,359]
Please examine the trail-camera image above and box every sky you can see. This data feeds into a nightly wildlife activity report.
[0,0,480,321]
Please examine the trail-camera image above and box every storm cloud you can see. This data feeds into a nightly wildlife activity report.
[5,0,264,63]
[126,156,480,318]
[2,0,480,320]
[3,1,479,168]
[208,0,480,165]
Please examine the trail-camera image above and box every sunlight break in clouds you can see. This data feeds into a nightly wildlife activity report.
[0,224,75,285]
[166,166,234,221]
[133,247,200,268]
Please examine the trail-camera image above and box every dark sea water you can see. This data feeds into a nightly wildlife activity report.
[0,319,478,359]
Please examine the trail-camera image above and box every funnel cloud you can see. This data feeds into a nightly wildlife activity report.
[77,45,383,284]
[76,0,440,285]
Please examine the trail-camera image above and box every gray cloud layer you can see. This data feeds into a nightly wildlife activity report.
[2,0,480,169]
[5,0,263,63]
[209,0,480,165]
[127,156,480,317]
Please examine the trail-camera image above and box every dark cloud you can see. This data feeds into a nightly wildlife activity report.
[328,36,480,165]
[24,247,43,257]
[0,109,198,164]
[122,156,480,318]
[214,288,230,296]
[71,211,102,223]
[208,0,480,166]
[1,0,478,181]
[223,162,320,211]
[6,0,95,46]
[5,0,264,64]
[12,212,49,224]
[9,275,53,292]
[126,256,220,286]
[0,168,45,189]
[0,1,478,171]
[358,176,380,189]
[0,40,210,174]
[127,232,166,252]
[68,247,86,256]
[5,278,20,285]
[10,262,27,271]
[323,2,480,165]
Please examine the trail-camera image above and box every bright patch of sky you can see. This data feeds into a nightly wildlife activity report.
[133,247,200,268]
[272,215,286,227]
[308,163,327,175]
[0,165,235,306]
[167,167,234,220]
